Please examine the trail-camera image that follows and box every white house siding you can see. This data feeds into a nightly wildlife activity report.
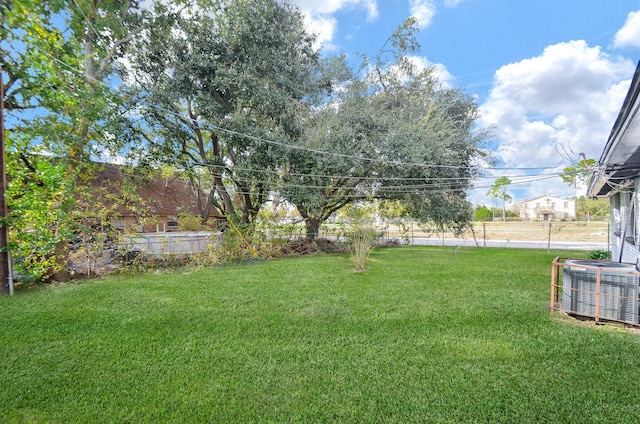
[610,185,640,264]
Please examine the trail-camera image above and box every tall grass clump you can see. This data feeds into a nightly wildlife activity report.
[349,224,376,271]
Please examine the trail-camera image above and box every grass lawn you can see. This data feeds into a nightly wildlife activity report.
[2,247,640,423]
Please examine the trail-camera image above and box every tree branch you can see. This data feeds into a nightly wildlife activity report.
[97,28,143,79]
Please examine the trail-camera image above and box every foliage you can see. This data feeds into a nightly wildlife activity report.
[338,202,375,222]
[204,222,260,265]
[4,248,640,422]
[281,18,486,240]
[349,225,376,271]
[2,0,145,159]
[177,211,208,231]
[562,159,597,187]
[4,157,74,281]
[341,203,376,271]
[127,0,323,225]
[2,0,147,282]
[474,205,493,221]
[577,196,609,219]
[377,199,409,220]
[486,176,511,222]
[588,249,612,260]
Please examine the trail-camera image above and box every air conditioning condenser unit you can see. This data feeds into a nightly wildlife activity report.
[562,259,639,324]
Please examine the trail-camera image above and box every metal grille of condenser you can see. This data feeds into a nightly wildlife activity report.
[562,259,639,324]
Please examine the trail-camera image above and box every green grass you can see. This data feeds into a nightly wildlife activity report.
[2,247,640,423]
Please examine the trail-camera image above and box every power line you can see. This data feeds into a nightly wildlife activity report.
[6,29,578,208]
[16,39,571,176]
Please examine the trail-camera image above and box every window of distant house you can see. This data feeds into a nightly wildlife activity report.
[551,202,556,209]
[167,216,179,227]
[536,203,540,209]
[564,212,569,220]
[564,201,569,209]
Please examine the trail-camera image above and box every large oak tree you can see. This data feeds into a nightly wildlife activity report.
[128,0,325,225]
[281,19,487,240]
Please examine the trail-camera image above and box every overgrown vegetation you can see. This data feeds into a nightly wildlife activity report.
[2,247,639,423]
[2,0,487,285]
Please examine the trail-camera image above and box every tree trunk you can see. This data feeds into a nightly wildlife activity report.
[200,187,216,225]
[212,173,236,221]
[305,217,320,242]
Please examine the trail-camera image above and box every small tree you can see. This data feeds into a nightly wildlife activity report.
[487,177,512,222]
[562,158,596,220]
[577,196,609,221]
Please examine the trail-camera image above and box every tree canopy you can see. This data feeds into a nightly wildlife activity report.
[2,0,147,281]
[486,176,511,222]
[561,158,596,188]
[281,19,486,239]
[127,0,325,225]
[2,0,490,281]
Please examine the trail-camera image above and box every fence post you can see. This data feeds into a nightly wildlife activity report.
[411,220,414,246]
[547,221,552,252]
[550,258,558,314]
[483,221,486,248]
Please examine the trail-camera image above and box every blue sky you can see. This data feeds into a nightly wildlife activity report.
[293,0,640,205]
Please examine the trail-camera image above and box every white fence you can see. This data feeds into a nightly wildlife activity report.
[122,231,222,257]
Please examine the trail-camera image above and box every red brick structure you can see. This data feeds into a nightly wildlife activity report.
[81,163,219,232]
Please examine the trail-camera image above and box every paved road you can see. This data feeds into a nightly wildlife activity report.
[397,237,607,251]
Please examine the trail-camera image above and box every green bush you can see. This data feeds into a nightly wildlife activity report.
[587,249,612,260]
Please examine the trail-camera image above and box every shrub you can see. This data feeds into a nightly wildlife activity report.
[177,211,208,231]
[588,249,612,260]
[350,225,376,272]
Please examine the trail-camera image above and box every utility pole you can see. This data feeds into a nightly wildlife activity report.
[0,68,11,295]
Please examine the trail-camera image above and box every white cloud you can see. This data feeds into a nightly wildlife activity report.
[480,40,634,170]
[294,0,378,49]
[614,10,640,48]
[302,14,338,50]
[476,40,635,203]
[409,0,436,29]
[407,56,454,87]
[295,0,378,19]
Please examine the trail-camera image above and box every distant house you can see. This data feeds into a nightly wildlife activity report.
[588,61,640,262]
[518,195,576,221]
[82,163,219,232]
